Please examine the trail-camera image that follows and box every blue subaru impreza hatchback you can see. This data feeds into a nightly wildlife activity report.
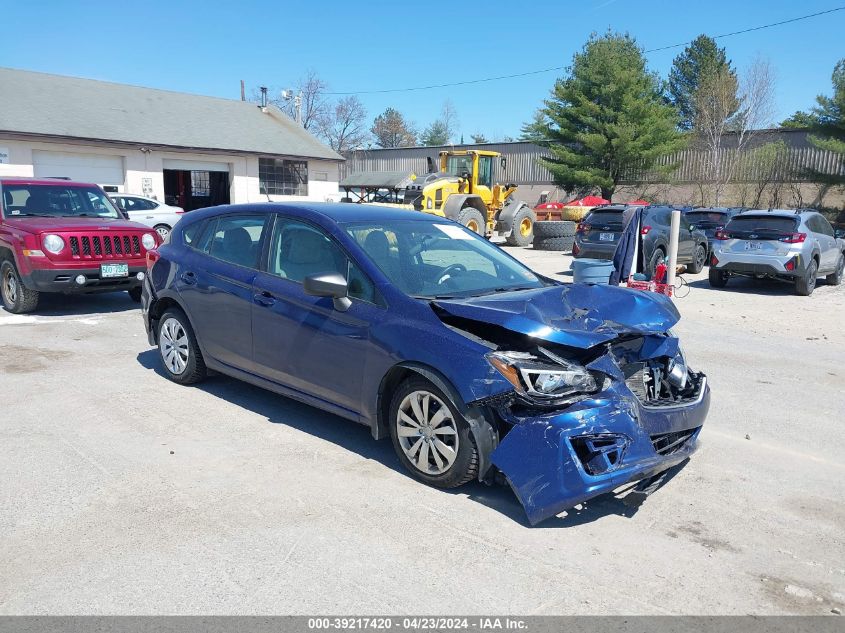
[142,202,709,524]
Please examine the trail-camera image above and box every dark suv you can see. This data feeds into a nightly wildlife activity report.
[0,177,160,313]
[683,207,745,257]
[573,205,708,275]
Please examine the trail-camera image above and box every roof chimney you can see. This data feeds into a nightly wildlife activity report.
[259,86,268,111]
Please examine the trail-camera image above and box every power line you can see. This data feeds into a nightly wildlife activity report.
[325,6,845,95]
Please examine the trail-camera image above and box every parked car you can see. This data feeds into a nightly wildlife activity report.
[0,178,160,313]
[709,209,845,296]
[573,205,709,275]
[683,207,746,257]
[142,202,710,525]
[110,194,184,239]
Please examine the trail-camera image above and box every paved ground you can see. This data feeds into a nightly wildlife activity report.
[1,248,843,615]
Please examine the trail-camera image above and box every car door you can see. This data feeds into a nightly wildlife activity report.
[251,216,386,416]
[812,215,838,271]
[176,213,269,372]
[677,211,695,261]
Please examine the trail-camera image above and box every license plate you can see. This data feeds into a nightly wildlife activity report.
[599,232,615,242]
[101,263,129,278]
[745,242,762,251]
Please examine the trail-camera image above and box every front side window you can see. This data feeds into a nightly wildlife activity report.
[346,219,543,299]
[207,215,267,268]
[1,184,121,219]
[270,218,375,303]
[444,155,473,178]
[259,158,308,196]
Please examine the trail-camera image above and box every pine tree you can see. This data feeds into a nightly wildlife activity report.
[540,32,685,201]
[420,120,449,146]
[669,35,736,130]
[371,108,416,148]
[806,58,845,186]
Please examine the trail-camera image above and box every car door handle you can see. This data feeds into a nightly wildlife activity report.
[253,291,276,307]
[180,271,197,285]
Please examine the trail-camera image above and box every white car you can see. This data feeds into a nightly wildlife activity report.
[110,194,184,239]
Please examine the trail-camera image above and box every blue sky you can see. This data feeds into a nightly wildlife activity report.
[2,0,843,142]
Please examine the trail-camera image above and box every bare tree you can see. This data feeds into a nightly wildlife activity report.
[440,100,459,143]
[317,96,369,153]
[258,70,329,131]
[692,57,776,205]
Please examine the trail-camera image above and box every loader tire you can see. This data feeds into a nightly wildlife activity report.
[533,236,575,252]
[456,207,486,236]
[504,206,535,247]
[533,220,576,239]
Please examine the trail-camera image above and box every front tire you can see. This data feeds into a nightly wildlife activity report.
[456,207,486,236]
[157,308,207,384]
[795,259,818,296]
[505,207,535,247]
[647,248,665,280]
[1,260,40,314]
[388,377,478,489]
[825,253,844,286]
[687,244,707,274]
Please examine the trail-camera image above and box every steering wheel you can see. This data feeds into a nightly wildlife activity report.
[437,263,467,285]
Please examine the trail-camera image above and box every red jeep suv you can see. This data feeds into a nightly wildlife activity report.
[0,177,161,313]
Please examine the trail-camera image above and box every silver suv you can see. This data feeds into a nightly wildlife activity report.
[709,209,845,296]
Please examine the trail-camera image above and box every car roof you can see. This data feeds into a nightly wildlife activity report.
[0,177,99,187]
[184,201,456,225]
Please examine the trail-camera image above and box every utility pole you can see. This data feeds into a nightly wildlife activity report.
[281,89,303,126]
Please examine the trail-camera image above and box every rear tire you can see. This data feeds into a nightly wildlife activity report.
[1,260,40,314]
[388,377,478,489]
[825,253,844,286]
[456,207,486,236]
[153,224,171,240]
[647,248,665,279]
[687,244,707,274]
[157,308,207,384]
[504,206,536,247]
[708,268,728,288]
[795,259,818,296]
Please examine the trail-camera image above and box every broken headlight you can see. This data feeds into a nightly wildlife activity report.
[487,350,597,399]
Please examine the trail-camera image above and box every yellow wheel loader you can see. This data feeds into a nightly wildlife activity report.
[340,149,536,246]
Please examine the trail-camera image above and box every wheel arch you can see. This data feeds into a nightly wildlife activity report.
[375,361,498,481]
[441,194,487,222]
[148,292,192,343]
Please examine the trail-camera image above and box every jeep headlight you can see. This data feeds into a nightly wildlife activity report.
[42,234,65,254]
[141,233,156,250]
[487,351,597,399]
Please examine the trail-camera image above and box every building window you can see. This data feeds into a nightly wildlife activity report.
[314,171,328,181]
[259,158,308,196]
[191,171,210,197]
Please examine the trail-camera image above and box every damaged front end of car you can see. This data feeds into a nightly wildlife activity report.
[432,283,710,525]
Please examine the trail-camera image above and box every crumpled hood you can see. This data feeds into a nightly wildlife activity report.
[433,283,680,349]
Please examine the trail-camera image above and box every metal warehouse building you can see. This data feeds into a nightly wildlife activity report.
[0,68,343,210]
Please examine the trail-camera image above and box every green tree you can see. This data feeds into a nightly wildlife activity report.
[371,107,416,148]
[420,120,449,146]
[519,110,551,144]
[805,59,845,186]
[780,110,818,129]
[470,133,489,144]
[669,35,736,130]
[540,32,685,201]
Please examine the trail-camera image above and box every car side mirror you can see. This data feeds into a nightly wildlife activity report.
[835,229,845,239]
[303,272,351,312]
[501,157,507,170]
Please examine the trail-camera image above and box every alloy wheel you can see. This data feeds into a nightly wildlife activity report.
[155,226,171,239]
[396,390,459,475]
[3,269,17,303]
[159,317,189,375]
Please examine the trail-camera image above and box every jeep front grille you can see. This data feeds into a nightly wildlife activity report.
[66,233,143,260]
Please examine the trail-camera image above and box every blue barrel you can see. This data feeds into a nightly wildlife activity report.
[571,258,615,285]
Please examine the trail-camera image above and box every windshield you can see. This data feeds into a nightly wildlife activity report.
[687,211,728,226]
[345,219,545,299]
[444,155,473,178]
[1,184,121,219]
[725,215,798,237]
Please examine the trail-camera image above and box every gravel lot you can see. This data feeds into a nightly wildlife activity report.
[1,247,843,615]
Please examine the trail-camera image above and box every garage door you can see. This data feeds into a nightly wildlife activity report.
[32,150,124,185]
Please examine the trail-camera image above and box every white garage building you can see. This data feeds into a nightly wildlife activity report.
[0,67,343,210]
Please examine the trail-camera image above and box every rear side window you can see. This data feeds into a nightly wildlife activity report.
[207,215,268,269]
[726,215,797,236]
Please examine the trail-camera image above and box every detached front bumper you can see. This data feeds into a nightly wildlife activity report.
[491,372,710,525]
[22,265,146,293]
